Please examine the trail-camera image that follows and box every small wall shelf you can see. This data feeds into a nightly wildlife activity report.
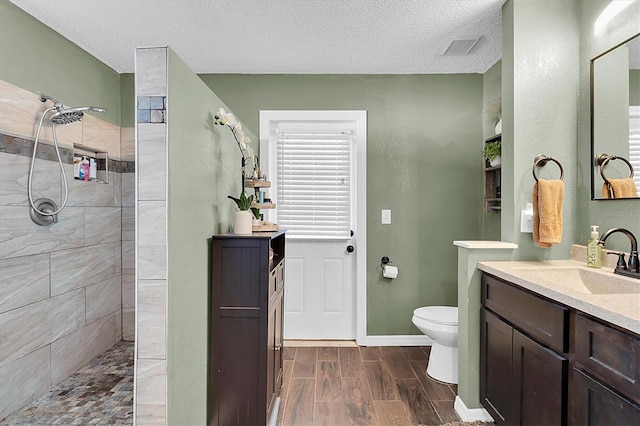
[73,143,109,184]
[484,134,501,213]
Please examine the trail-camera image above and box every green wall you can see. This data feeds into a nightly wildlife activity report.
[502,0,579,260]
[120,73,135,127]
[631,69,640,106]
[0,1,121,125]
[200,74,484,335]
[482,61,502,241]
[166,51,255,424]
[577,0,640,252]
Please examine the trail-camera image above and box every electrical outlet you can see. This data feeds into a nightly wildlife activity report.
[381,209,391,224]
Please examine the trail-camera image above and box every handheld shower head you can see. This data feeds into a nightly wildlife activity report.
[49,106,107,125]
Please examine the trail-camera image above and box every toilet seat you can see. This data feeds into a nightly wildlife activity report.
[413,306,458,326]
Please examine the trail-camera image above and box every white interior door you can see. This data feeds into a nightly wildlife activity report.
[260,110,367,342]
[285,239,356,339]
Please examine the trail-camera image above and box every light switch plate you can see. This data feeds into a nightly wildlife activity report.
[381,209,391,224]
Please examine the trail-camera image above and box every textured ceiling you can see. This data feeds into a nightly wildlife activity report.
[10,0,505,74]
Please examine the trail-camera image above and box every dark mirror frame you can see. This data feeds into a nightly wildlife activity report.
[590,32,640,200]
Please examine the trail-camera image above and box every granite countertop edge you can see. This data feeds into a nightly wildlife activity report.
[477,259,640,335]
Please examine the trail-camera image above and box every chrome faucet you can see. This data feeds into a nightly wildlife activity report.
[598,228,639,277]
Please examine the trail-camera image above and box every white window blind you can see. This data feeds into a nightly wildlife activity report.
[630,106,640,192]
[276,131,352,239]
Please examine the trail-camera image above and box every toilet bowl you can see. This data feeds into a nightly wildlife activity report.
[411,306,458,384]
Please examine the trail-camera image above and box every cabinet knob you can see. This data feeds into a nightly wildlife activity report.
[274,345,282,351]
[346,245,354,253]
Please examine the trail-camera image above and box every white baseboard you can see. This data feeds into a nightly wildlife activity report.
[454,396,494,423]
[361,335,432,346]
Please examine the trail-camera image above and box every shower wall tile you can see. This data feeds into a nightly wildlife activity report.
[82,114,121,161]
[0,346,50,420]
[116,306,123,341]
[65,163,115,207]
[50,243,115,296]
[112,170,122,208]
[137,201,167,280]
[122,240,135,275]
[0,254,49,314]
[0,288,84,367]
[0,152,63,206]
[0,206,84,260]
[135,358,167,425]
[123,308,135,342]
[50,313,117,385]
[136,48,168,96]
[122,275,135,309]
[122,207,135,241]
[137,279,166,359]
[115,242,122,275]
[138,123,166,201]
[121,173,135,207]
[0,80,82,148]
[86,275,121,324]
[85,207,121,244]
[121,127,135,162]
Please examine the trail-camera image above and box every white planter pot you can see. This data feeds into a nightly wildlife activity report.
[489,156,502,167]
[234,211,253,235]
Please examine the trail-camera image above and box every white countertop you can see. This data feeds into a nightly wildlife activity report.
[477,259,640,335]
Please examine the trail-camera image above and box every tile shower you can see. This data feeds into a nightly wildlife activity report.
[0,80,135,420]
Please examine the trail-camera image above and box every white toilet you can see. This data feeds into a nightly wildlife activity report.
[411,306,458,384]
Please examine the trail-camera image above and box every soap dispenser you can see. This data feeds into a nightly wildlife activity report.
[587,225,602,268]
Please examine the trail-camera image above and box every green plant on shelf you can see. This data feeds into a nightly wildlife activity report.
[483,140,501,162]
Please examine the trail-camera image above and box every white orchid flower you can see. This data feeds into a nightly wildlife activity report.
[246,146,255,158]
[240,139,247,150]
[242,136,251,146]
[225,114,237,126]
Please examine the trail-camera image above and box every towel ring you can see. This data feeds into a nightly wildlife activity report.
[532,154,564,182]
[594,153,634,182]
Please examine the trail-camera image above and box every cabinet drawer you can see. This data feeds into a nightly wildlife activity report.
[482,273,569,353]
[574,314,640,404]
[569,368,640,425]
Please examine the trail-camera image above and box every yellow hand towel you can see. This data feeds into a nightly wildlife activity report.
[601,178,639,199]
[533,179,564,248]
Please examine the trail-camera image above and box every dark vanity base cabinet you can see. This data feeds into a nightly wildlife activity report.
[481,272,640,426]
[480,287,567,426]
[208,231,285,426]
[569,314,640,425]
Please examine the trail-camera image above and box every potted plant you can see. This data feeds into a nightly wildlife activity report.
[483,140,501,167]
[228,192,254,235]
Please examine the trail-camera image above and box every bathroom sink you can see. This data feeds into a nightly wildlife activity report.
[514,267,640,295]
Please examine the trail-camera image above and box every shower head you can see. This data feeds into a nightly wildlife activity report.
[49,106,107,125]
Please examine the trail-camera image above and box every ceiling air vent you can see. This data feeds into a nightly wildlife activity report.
[442,37,481,56]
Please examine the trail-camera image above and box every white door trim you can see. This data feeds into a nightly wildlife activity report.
[259,110,367,345]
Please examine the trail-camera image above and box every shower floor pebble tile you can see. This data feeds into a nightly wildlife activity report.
[3,341,133,425]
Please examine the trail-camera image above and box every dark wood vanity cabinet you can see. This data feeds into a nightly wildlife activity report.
[481,272,640,426]
[569,314,640,425]
[480,274,569,425]
[208,231,286,426]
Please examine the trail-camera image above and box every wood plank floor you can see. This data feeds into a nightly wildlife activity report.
[278,346,460,426]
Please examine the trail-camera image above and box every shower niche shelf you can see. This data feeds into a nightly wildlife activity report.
[73,144,109,184]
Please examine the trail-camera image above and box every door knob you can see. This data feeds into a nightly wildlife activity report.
[346,245,354,253]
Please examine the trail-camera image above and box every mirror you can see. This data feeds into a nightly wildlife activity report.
[591,33,640,199]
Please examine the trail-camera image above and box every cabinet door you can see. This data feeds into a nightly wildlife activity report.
[480,308,513,424]
[569,369,640,426]
[267,298,277,415]
[513,329,567,426]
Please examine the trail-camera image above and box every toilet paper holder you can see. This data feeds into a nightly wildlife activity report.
[380,256,399,279]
